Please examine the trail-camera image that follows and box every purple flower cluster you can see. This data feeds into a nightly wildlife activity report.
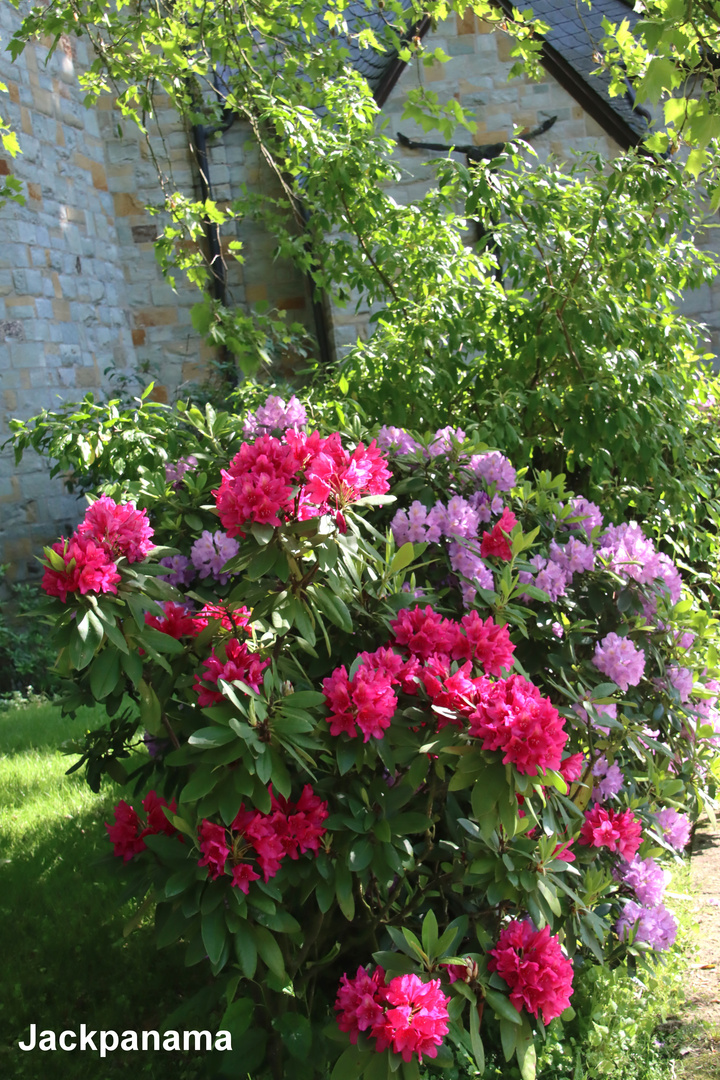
[598,524,682,611]
[592,756,624,801]
[593,632,646,692]
[564,496,603,539]
[159,554,195,587]
[467,451,516,492]
[656,665,694,703]
[428,426,466,457]
[655,807,691,850]
[448,542,494,605]
[242,394,307,438]
[517,537,594,603]
[190,530,240,584]
[616,900,677,951]
[165,455,198,484]
[376,426,423,456]
[615,857,670,907]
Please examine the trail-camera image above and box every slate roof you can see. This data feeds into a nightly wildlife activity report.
[342,0,649,147]
[512,0,648,139]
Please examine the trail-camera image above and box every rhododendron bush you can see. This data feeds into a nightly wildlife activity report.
[34,396,719,1080]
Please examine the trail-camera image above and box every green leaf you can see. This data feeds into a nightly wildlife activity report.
[201,905,227,967]
[253,925,287,980]
[389,542,414,574]
[500,1017,518,1062]
[330,1046,374,1080]
[335,862,355,921]
[516,1014,537,1080]
[89,649,122,700]
[470,1002,485,1074]
[235,925,258,979]
[274,1014,312,1062]
[188,726,238,748]
[180,767,218,803]
[309,585,353,633]
[485,988,522,1024]
[421,909,438,958]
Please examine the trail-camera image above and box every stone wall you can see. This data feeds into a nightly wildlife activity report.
[328,9,625,359]
[0,5,310,581]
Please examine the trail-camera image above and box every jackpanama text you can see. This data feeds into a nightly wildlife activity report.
[18,1025,232,1057]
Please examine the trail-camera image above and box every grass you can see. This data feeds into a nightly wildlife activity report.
[0,700,214,1080]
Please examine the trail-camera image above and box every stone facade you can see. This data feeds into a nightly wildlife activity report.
[0,6,718,579]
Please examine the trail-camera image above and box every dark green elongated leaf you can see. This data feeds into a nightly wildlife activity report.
[348,838,374,872]
[330,1046,374,1080]
[141,627,186,654]
[70,610,104,668]
[500,1017,518,1062]
[247,544,278,580]
[516,1014,537,1080]
[421,909,438,958]
[180,767,218,803]
[309,585,353,632]
[188,726,238,748]
[335,862,355,921]
[364,1050,391,1080]
[121,648,143,686]
[281,690,326,708]
[138,678,163,735]
[89,648,122,700]
[235,924,258,979]
[484,988,522,1024]
[253,925,286,980]
[201,905,227,967]
[470,1002,485,1074]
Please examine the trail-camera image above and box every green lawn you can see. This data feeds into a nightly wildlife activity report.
[0,701,215,1080]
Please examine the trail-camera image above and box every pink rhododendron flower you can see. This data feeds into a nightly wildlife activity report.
[41,534,122,603]
[214,435,300,535]
[106,791,179,860]
[452,611,515,675]
[488,920,574,1024]
[192,602,251,634]
[479,508,518,561]
[420,657,479,728]
[193,638,269,707]
[593,632,646,691]
[559,753,585,784]
[78,496,154,563]
[105,801,146,861]
[322,663,398,741]
[335,966,388,1043]
[579,805,642,860]
[197,820,230,880]
[141,790,178,838]
[371,974,450,1063]
[303,436,392,511]
[145,601,200,639]
[468,675,568,775]
[391,605,461,661]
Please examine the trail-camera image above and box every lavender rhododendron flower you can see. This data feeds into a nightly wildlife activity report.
[565,496,603,538]
[159,554,195,587]
[165,455,198,484]
[616,901,677,951]
[242,394,307,437]
[615,857,670,907]
[592,756,624,800]
[427,426,466,457]
[593,632,645,691]
[190,530,240,584]
[468,451,516,492]
[376,426,423,455]
[655,807,692,850]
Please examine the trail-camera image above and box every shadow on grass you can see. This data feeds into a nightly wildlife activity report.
[0,706,225,1080]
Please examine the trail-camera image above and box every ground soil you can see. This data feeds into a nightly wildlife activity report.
[675,823,720,1079]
